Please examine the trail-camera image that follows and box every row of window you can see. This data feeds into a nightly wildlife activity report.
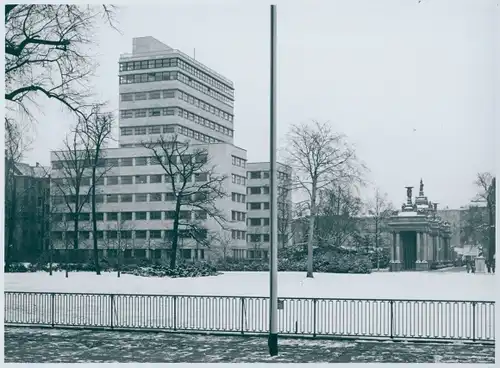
[178,90,233,122]
[50,248,203,261]
[52,151,207,171]
[248,234,270,243]
[119,71,233,106]
[53,172,209,188]
[248,170,290,181]
[124,125,221,145]
[247,202,270,210]
[231,230,246,240]
[232,249,270,260]
[248,217,270,227]
[52,228,207,240]
[178,125,223,144]
[121,124,174,136]
[246,186,290,197]
[54,210,208,223]
[120,106,233,138]
[231,155,246,168]
[119,57,234,96]
[231,211,246,222]
[247,186,270,195]
[231,192,246,203]
[232,174,246,186]
[121,89,175,101]
[52,191,208,205]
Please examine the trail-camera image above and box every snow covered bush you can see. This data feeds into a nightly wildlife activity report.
[123,263,220,278]
[4,262,31,273]
[216,254,372,274]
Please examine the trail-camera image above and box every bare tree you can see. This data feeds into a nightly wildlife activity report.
[460,205,488,247]
[4,117,34,270]
[5,5,118,120]
[277,183,294,249]
[286,121,365,277]
[215,231,232,262]
[77,106,114,275]
[143,135,228,268]
[366,188,394,269]
[51,210,73,278]
[51,128,93,252]
[315,184,363,251]
[105,211,133,278]
[471,172,495,264]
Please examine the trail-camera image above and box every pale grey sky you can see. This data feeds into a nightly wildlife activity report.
[23,0,496,209]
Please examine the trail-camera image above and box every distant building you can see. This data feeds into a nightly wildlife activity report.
[4,161,50,262]
[245,162,293,259]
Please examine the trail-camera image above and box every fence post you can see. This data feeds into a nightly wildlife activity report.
[110,294,114,330]
[389,300,394,339]
[241,297,245,335]
[472,301,476,342]
[51,293,55,328]
[313,299,317,338]
[173,296,177,331]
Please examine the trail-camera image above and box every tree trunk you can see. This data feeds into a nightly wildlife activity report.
[170,199,182,269]
[5,173,17,271]
[49,241,53,276]
[73,202,79,250]
[375,220,379,270]
[306,185,317,278]
[91,166,100,275]
[65,238,69,278]
[488,207,495,264]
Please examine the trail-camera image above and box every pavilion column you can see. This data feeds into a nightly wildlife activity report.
[432,235,437,261]
[423,233,428,262]
[416,232,421,262]
[443,238,450,262]
[390,232,396,263]
[437,236,442,262]
[396,232,401,262]
[441,237,446,261]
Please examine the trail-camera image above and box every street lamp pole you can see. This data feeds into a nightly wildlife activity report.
[268,3,279,357]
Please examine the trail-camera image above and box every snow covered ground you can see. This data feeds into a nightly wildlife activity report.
[4,270,495,300]
[4,271,495,341]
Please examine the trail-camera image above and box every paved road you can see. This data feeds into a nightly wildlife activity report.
[4,327,495,363]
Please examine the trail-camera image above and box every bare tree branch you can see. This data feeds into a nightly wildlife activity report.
[77,105,115,275]
[142,134,228,268]
[5,5,119,120]
[285,120,366,277]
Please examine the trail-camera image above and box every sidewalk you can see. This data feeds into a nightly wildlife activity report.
[4,327,495,363]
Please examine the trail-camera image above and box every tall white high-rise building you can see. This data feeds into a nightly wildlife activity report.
[118,37,236,147]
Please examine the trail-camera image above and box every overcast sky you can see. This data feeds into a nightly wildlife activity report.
[23,0,496,209]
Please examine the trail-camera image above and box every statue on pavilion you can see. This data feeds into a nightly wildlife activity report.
[405,186,413,204]
[419,179,424,195]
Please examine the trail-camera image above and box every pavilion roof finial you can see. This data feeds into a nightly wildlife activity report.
[419,178,424,196]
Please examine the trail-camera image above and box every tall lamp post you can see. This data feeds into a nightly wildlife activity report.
[268,3,279,357]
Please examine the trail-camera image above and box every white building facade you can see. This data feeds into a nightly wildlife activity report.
[50,37,248,262]
[245,162,293,259]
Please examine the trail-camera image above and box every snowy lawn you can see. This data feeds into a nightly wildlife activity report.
[4,271,495,341]
[4,270,495,300]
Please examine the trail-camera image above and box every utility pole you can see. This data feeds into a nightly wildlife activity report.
[268,3,279,357]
